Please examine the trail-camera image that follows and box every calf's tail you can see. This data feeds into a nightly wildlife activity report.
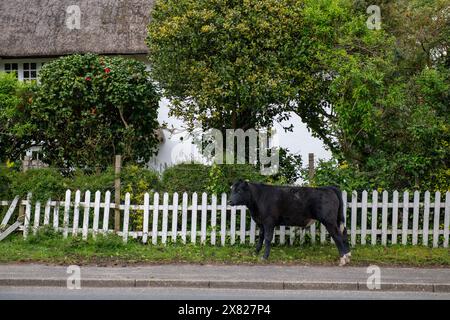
[328,186,346,231]
[330,186,350,255]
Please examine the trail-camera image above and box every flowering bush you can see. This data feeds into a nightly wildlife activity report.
[30,54,160,169]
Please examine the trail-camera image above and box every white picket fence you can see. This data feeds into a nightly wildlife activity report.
[1,190,449,247]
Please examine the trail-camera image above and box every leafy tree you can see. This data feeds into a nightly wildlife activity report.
[322,0,450,190]
[353,0,450,71]
[146,0,360,136]
[147,0,449,190]
[29,54,161,169]
[268,148,303,184]
[146,0,395,153]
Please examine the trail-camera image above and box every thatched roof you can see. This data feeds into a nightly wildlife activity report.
[0,0,155,58]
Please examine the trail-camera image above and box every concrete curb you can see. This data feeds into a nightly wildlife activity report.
[285,281,358,291]
[1,278,449,292]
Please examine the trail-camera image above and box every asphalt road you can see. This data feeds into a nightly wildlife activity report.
[1,286,449,300]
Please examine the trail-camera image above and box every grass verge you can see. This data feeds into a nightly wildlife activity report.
[0,230,448,267]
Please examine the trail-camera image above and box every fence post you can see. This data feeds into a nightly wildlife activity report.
[402,191,409,245]
[351,191,357,246]
[22,156,31,173]
[422,191,430,246]
[63,190,71,238]
[152,192,160,245]
[82,191,91,240]
[381,191,388,246]
[391,191,399,245]
[103,191,111,234]
[23,193,32,239]
[210,194,217,245]
[220,193,227,246]
[444,191,450,248]
[181,193,188,244]
[72,191,81,236]
[432,191,441,248]
[412,191,420,245]
[162,193,169,245]
[142,192,150,244]
[201,193,208,244]
[171,193,179,243]
[361,190,368,245]
[191,193,198,244]
[114,155,121,232]
[18,156,31,222]
[122,193,130,243]
[93,191,101,238]
[371,190,378,245]
[308,153,315,185]
[33,201,41,235]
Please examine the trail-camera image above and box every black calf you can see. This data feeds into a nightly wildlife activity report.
[229,181,351,265]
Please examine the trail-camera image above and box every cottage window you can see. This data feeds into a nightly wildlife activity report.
[4,63,18,77]
[23,63,37,81]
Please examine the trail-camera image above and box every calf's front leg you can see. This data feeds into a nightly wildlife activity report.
[262,225,275,260]
[255,225,265,254]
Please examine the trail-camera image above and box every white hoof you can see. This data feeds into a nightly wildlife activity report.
[344,252,351,263]
[339,257,347,266]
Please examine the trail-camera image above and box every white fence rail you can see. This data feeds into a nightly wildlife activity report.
[1,190,449,247]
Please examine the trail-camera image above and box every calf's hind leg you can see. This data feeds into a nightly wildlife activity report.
[323,222,349,266]
[341,226,351,260]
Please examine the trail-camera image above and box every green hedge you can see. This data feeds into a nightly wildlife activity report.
[161,163,275,195]
[0,167,12,200]
[7,168,66,202]
[0,158,301,205]
[0,166,160,202]
[302,158,450,192]
[161,163,210,194]
[0,162,282,201]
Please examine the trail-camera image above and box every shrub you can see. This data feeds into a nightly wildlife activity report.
[2,165,161,203]
[269,148,303,185]
[66,168,115,194]
[121,165,161,194]
[161,163,210,194]
[301,158,393,191]
[8,168,66,202]
[206,163,228,195]
[221,164,271,185]
[304,155,450,193]
[0,167,12,200]
[121,165,161,230]
[31,54,160,169]
[162,162,278,194]
[0,72,37,162]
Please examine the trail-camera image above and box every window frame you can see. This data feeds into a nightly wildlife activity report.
[22,62,38,81]
[4,62,19,78]
[1,59,51,81]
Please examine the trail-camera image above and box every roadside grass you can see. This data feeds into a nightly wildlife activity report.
[0,229,448,267]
